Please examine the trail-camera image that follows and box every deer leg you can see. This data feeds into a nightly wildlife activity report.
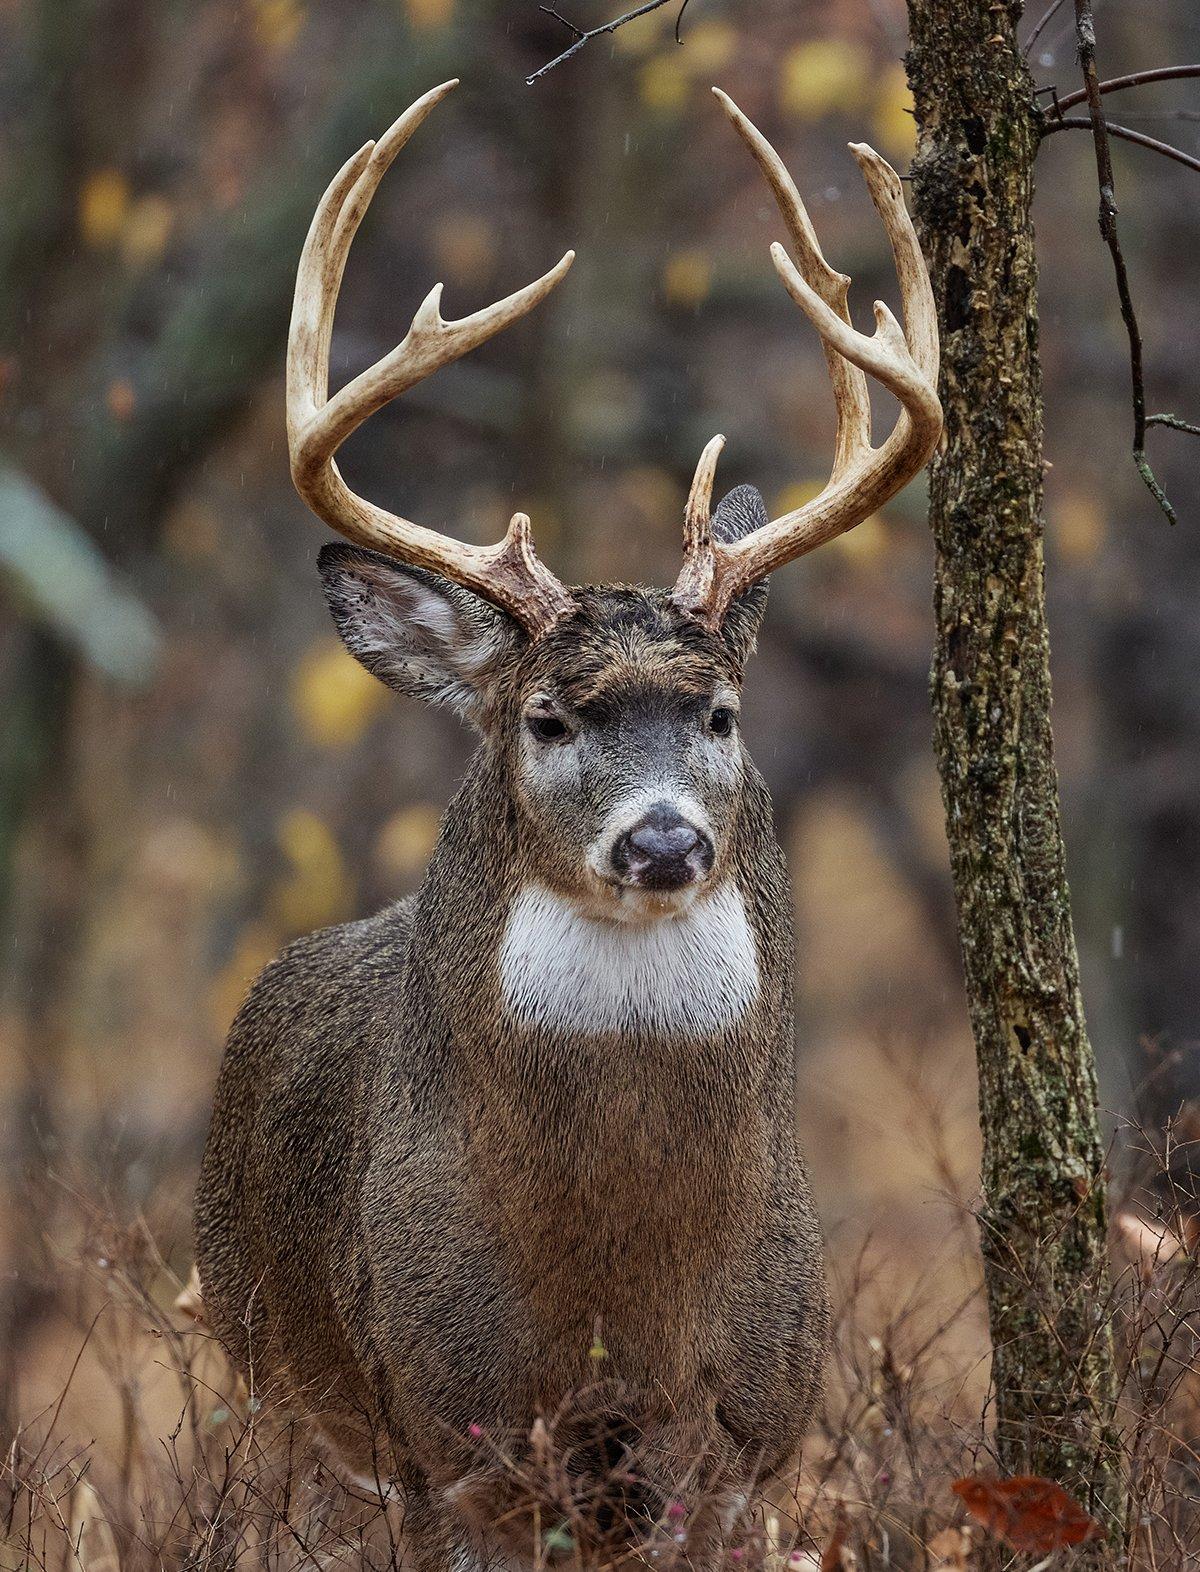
[400,1489,489,1572]
[683,1486,753,1572]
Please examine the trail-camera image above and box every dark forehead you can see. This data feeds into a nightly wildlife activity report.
[522,588,734,712]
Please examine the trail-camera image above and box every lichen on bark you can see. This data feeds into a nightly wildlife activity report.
[905,0,1122,1526]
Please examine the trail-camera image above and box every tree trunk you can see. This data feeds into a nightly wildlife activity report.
[904,0,1122,1521]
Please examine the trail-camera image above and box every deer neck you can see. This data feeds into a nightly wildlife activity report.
[403,753,795,1336]
[496,879,760,1040]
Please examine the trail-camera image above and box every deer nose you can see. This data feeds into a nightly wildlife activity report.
[611,804,714,891]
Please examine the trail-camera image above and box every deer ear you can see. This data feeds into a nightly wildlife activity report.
[711,485,770,665]
[318,543,524,723]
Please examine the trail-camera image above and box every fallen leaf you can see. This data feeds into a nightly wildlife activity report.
[820,1510,854,1572]
[951,1475,1101,1554]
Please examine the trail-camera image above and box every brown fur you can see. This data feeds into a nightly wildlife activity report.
[196,493,830,1569]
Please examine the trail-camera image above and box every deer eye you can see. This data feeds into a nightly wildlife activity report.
[527,713,570,743]
[708,707,737,738]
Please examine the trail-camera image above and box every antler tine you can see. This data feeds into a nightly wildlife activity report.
[684,434,726,559]
[712,88,871,480]
[848,142,938,383]
[286,81,578,640]
[671,94,942,631]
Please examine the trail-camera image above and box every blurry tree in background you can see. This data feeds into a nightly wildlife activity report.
[0,0,1198,1510]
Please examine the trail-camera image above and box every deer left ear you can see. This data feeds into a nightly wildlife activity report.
[318,542,525,724]
[711,485,770,666]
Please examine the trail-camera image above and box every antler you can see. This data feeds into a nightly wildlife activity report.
[287,80,577,640]
[671,89,942,630]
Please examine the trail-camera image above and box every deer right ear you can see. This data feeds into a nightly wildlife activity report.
[318,543,525,723]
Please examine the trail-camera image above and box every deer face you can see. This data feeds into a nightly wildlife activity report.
[299,83,938,929]
[319,489,770,922]
[511,591,759,919]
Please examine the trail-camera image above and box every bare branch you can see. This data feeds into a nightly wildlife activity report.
[1041,115,1200,177]
[1053,63,1200,115]
[1068,0,1192,523]
[538,6,584,38]
[1025,0,1068,54]
[1147,413,1200,438]
[526,0,690,86]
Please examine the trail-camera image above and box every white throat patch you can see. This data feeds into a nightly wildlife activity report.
[498,882,759,1038]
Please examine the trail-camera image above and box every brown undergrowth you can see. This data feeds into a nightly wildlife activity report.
[3,1121,1200,1572]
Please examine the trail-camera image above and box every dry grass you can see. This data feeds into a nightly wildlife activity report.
[4,1075,1200,1571]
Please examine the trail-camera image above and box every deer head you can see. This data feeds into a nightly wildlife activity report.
[290,80,941,924]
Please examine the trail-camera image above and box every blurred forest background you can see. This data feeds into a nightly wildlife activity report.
[1,0,1198,1473]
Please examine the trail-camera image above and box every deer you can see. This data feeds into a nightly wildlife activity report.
[194,78,941,1570]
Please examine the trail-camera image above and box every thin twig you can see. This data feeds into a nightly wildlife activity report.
[1071,0,1190,523]
[538,5,584,38]
[1053,63,1200,115]
[1148,413,1200,437]
[1026,0,1068,54]
[527,0,689,85]
[1041,115,1200,176]
[1100,109,1200,124]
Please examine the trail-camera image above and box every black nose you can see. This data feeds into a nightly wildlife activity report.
[611,803,715,891]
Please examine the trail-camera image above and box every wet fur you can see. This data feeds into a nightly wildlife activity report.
[195,490,830,1566]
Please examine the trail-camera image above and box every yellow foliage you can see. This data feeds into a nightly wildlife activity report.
[774,480,885,561]
[405,0,455,27]
[831,513,887,562]
[431,211,496,287]
[681,20,737,75]
[291,640,388,748]
[121,194,174,267]
[662,248,712,309]
[872,64,916,160]
[254,0,305,52]
[614,2,669,53]
[772,479,825,518]
[640,53,690,113]
[209,921,280,1035]
[271,808,354,932]
[779,38,869,120]
[79,169,130,248]
[376,803,442,881]
[1052,489,1106,563]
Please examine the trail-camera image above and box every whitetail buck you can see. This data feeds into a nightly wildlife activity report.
[195,79,940,1568]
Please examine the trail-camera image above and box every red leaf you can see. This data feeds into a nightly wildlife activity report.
[819,1511,852,1572]
[951,1475,1101,1554]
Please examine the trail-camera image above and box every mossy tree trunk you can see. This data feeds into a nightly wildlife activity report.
[905,0,1122,1523]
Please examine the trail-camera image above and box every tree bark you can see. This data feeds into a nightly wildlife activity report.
[905,0,1122,1520]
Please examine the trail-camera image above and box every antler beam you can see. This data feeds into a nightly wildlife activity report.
[287,80,577,640]
[671,90,943,630]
